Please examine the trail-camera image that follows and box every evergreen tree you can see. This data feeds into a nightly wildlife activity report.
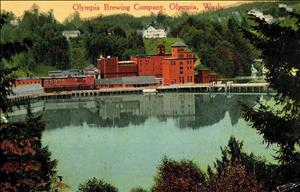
[242,8,300,185]
[77,178,118,192]
[209,162,265,192]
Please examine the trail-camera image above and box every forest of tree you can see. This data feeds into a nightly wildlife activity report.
[1,2,298,77]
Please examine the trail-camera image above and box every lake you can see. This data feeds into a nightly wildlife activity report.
[11,93,277,191]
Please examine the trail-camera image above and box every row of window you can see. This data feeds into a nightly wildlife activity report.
[170,60,193,65]
[18,80,40,85]
[187,76,193,82]
[171,76,193,84]
[44,79,65,83]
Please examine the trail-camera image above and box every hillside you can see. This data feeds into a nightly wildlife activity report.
[143,37,181,55]
[1,1,299,77]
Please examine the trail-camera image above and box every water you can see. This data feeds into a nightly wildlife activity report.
[11,93,277,191]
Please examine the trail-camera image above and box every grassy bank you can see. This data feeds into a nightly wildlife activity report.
[144,37,182,55]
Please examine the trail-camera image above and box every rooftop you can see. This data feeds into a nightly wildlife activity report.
[12,84,43,95]
[118,61,135,65]
[96,76,158,85]
[171,41,187,47]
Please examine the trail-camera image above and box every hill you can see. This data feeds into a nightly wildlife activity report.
[143,37,181,55]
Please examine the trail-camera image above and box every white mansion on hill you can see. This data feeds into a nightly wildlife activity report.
[143,26,167,39]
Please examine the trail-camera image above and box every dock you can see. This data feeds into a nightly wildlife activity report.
[9,82,273,101]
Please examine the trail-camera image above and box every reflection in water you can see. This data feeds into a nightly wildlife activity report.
[26,93,264,129]
[10,93,274,192]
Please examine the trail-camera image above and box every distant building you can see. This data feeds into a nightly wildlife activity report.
[48,69,82,77]
[248,9,275,24]
[83,64,100,78]
[10,19,19,26]
[143,26,166,39]
[62,30,80,40]
[195,68,217,83]
[278,4,293,12]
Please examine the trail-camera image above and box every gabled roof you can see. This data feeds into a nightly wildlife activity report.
[146,26,156,30]
[84,64,97,70]
[171,41,187,47]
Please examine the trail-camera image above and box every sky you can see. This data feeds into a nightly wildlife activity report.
[1,1,251,22]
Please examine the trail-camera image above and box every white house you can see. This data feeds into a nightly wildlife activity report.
[10,19,19,26]
[143,26,166,39]
[62,30,80,40]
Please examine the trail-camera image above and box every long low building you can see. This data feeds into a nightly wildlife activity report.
[95,76,158,88]
[9,84,44,99]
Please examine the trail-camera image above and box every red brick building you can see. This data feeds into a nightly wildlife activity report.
[130,45,171,77]
[162,42,195,85]
[98,57,138,78]
[97,42,195,85]
[195,69,217,83]
[15,78,42,86]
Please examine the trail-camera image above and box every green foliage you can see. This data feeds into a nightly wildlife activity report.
[144,38,179,55]
[0,64,18,115]
[63,11,82,30]
[19,5,70,70]
[130,187,148,192]
[152,157,208,192]
[81,18,145,64]
[208,136,276,189]
[69,38,90,69]
[77,178,118,192]
[0,10,58,192]
[242,7,300,186]
[178,15,258,77]
[0,12,29,114]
